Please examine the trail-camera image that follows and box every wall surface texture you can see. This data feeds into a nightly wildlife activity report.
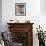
[0,0,2,32]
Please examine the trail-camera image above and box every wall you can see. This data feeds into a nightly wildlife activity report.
[2,0,40,30]
[2,0,46,46]
[0,0,2,32]
[40,0,46,32]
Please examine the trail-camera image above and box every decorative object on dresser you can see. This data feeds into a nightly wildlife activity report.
[7,23,34,46]
[15,3,26,16]
[8,19,19,23]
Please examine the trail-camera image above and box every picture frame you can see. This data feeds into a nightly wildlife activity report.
[15,3,26,16]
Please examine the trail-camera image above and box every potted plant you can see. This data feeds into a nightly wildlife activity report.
[36,25,45,46]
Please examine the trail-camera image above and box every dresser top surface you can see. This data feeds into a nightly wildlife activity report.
[7,23,34,25]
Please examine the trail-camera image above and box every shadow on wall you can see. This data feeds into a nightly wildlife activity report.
[0,0,2,32]
[40,0,46,14]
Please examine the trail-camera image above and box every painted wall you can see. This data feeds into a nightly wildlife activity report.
[2,0,40,31]
[2,0,46,46]
[0,0,2,32]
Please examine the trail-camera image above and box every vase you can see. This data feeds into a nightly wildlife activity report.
[39,40,45,46]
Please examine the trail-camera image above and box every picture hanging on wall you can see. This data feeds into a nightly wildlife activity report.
[15,3,26,16]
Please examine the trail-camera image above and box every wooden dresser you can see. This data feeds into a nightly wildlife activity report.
[7,23,34,46]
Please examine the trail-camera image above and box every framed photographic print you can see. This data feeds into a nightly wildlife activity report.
[15,3,26,16]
